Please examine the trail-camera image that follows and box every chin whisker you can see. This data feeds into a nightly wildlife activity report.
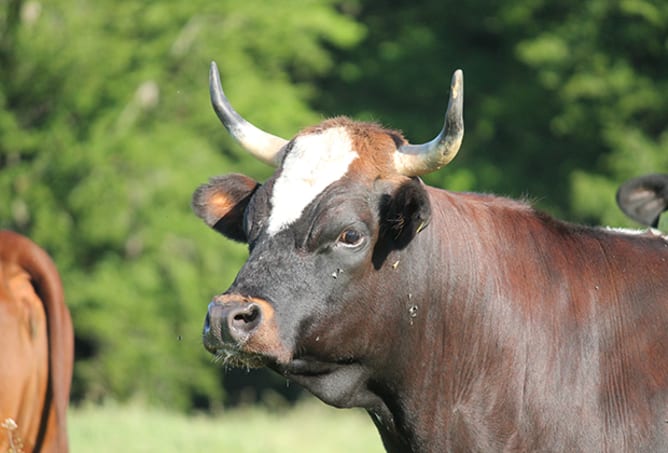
[210,346,265,370]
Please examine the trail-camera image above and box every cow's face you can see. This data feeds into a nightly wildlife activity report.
[193,120,433,402]
[193,62,462,405]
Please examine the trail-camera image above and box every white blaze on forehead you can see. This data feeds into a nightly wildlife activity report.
[267,127,358,235]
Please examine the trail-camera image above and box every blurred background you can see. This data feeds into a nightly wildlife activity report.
[1,0,667,450]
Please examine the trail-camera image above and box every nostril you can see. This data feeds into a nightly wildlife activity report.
[229,304,261,334]
[233,305,259,323]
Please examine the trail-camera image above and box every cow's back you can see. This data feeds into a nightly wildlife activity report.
[0,231,73,452]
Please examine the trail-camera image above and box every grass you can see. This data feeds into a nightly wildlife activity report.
[68,397,385,453]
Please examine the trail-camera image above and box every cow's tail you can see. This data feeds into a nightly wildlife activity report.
[1,231,74,452]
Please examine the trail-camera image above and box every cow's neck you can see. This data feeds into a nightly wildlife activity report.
[366,188,531,452]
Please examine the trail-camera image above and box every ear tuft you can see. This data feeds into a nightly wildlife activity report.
[373,178,431,268]
[192,174,259,242]
[383,178,432,242]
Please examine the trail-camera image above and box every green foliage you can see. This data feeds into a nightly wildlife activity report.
[0,0,362,409]
[513,0,668,224]
[316,0,668,223]
[1,0,666,412]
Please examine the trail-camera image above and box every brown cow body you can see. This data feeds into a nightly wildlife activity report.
[367,189,668,451]
[195,62,668,452]
[0,231,73,452]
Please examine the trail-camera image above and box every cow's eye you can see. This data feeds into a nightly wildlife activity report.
[337,229,364,247]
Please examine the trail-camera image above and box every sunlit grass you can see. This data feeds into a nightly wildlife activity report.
[69,397,384,453]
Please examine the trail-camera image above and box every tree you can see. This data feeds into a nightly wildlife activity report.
[515,0,668,225]
[0,0,363,410]
[315,0,668,225]
[3,0,665,411]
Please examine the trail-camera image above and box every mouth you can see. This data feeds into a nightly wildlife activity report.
[207,347,368,407]
[208,343,350,379]
[209,347,341,375]
[203,326,278,369]
[203,327,355,378]
[206,342,268,369]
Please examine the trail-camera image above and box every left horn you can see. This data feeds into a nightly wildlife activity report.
[394,69,464,176]
[209,61,287,166]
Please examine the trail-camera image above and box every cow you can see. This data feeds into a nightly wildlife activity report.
[193,61,668,452]
[0,230,73,452]
[617,173,668,228]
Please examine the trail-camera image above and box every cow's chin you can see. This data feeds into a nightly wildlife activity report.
[269,356,374,409]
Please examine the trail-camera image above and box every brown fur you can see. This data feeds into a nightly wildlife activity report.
[0,231,73,452]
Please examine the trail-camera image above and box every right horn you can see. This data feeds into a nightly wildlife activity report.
[394,70,464,176]
[209,61,288,166]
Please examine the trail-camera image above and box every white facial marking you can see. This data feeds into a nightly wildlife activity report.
[267,127,358,235]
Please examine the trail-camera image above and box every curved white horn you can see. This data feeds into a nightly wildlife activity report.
[394,70,464,176]
[209,61,287,166]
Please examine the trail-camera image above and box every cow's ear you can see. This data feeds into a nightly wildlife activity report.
[192,174,260,242]
[374,178,431,265]
[616,174,668,228]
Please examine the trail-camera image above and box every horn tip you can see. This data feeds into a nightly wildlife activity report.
[209,61,220,81]
[450,69,463,100]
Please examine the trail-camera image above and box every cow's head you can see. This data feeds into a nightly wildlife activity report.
[616,174,668,228]
[193,62,463,406]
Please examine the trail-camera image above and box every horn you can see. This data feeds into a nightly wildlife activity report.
[394,69,464,176]
[209,61,288,166]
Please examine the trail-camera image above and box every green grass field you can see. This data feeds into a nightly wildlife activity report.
[68,397,385,452]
